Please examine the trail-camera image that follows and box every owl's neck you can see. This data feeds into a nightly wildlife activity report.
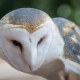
[31,59,64,77]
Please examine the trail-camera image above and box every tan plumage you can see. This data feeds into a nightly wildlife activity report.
[52,18,80,64]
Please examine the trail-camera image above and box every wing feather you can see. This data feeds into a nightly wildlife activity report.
[52,17,80,64]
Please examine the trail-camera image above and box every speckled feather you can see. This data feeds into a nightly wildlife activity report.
[52,17,80,64]
[0,8,50,33]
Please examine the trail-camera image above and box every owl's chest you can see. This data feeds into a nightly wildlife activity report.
[31,59,64,78]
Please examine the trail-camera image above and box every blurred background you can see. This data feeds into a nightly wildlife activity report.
[0,0,80,26]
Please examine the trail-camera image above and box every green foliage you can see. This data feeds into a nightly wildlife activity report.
[0,0,80,26]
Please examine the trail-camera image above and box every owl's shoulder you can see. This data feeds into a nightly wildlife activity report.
[52,17,80,64]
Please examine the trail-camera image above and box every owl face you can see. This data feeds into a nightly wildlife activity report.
[0,19,57,72]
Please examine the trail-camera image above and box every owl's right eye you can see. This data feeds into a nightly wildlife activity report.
[13,40,21,46]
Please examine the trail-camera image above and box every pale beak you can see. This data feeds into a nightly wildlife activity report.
[23,46,37,71]
[28,65,32,71]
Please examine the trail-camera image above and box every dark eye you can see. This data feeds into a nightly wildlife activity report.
[38,38,43,44]
[13,40,21,46]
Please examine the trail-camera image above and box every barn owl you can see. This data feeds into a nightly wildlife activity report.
[0,8,64,73]
[0,8,80,76]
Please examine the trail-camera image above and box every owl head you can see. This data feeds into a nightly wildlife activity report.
[0,8,64,73]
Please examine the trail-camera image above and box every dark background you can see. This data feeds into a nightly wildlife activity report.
[0,0,80,26]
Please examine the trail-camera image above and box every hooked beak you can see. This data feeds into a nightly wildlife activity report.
[28,65,32,71]
[23,46,37,71]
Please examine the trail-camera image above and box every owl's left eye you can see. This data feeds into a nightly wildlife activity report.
[38,38,43,44]
[13,40,21,46]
